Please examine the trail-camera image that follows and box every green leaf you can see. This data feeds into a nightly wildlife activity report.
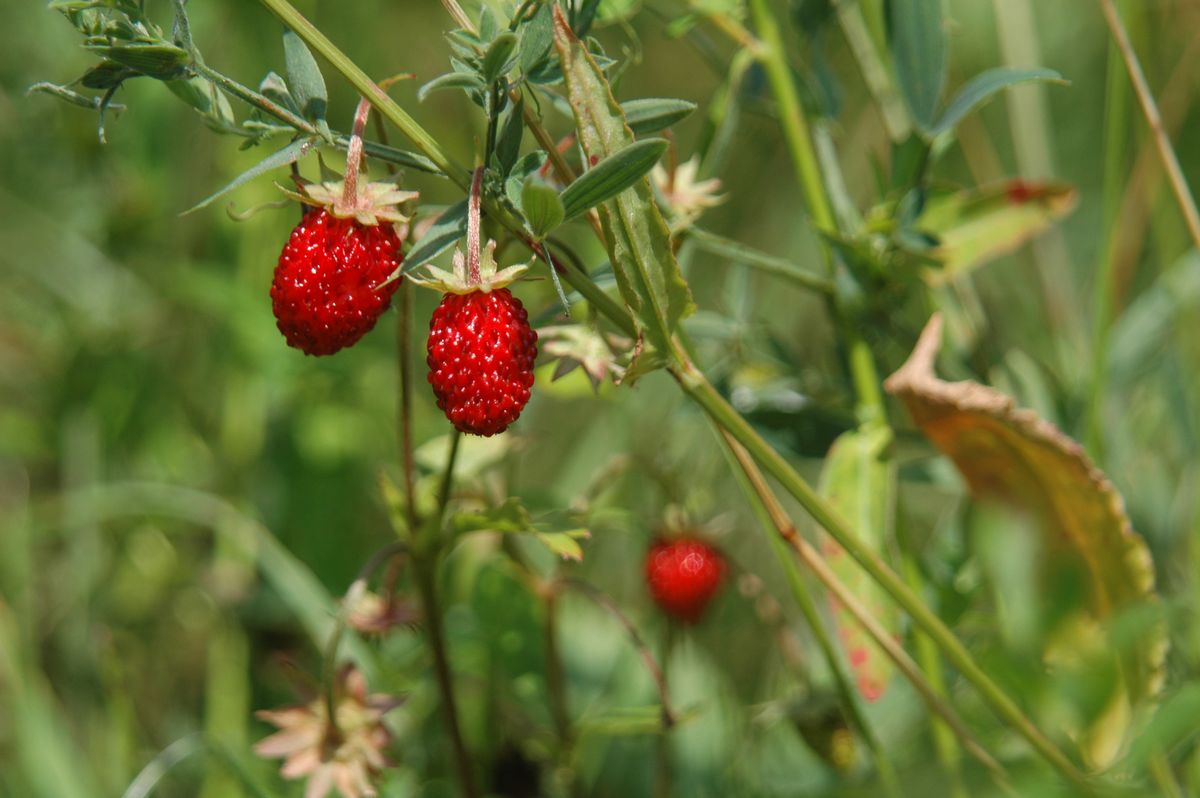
[182,137,316,215]
[495,93,525,176]
[505,151,548,207]
[282,29,328,123]
[418,71,485,102]
[916,179,1078,282]
[932,67,1066,137]
[887,0,946,133]
[481,32,519,84]
[818,425,897,703]
[83,42,189,80]
[451,498,589,561]
[559,138,668,221]
[401,200,469,275]
[554,7,695,363]
[519,2,555,75]
[451,497,532,535]
[620,98,697,135]
[522,177,566,238]
[534,529,589,562]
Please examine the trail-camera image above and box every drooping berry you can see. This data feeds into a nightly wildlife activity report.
[644,537,726,623]
[269,97,418,356]
[426,287,538,436]
[271,209,404,356]
[412,167,539,436]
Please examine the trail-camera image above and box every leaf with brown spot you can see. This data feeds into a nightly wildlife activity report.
[918,180,1077,283]
[885,314,1166,767]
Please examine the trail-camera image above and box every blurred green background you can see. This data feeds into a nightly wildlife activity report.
[3,1,1200,796]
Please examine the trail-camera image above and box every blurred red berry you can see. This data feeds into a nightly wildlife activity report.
[645,537,726,623]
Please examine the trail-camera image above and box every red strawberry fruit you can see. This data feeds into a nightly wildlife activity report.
[414,168,537,436]
[271,99,417,356]
[645,537,726,623]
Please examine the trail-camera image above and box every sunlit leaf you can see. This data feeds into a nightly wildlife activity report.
[818,424,897,703]
[559,138,668,221]
[620,98,697,136]
[282,30,327,122]
[917,179,1077,282]
[885,315,1167,767]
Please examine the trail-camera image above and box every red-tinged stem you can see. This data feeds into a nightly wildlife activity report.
[340,97,372,209]
[467,166,484,286]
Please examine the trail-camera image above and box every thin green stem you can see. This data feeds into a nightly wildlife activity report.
[397,283,419,533]
[898,540,966,797]
[747,0,834,234]
[719,428,1009,788]
[746,0,886,426]
[414,428,476,798]
[1098,0,1200,250]
[673,362,1089,787]
[682,227,835,294]
[257,0,464,181]
[413,561,479,798]
[433,430,463,535]
[716,428,900,795]
[1085,27,1132,458]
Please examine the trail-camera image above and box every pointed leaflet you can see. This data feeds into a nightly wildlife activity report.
[182,137,316,214]
[817,425,897,703]
[885,315,1166,766]
[932,67,1066,137]
[559,138,668,221]
[553,7,695,357]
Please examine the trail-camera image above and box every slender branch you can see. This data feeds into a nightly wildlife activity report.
[1098,0,1200,249]
[561,578,676,726]
[716,427,901,795]
[414,561,479,798]
[414,428,476,798]
[397,283,419,532]
[672,362,1089,787]
[258,0,464,181]
[682,227,835,294]
[719,430,1010,789]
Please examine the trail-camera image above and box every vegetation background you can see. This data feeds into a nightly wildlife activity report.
[2,1,1199,796]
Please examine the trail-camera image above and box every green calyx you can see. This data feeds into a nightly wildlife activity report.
[278,176,418,227]
[409,238,528,295]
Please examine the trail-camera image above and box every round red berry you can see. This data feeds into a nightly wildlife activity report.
[426,288,538,436]
[271,209,403,356]
[645,537,726,623]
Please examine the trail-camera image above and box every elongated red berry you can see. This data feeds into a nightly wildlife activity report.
[645,537,726,623]
[272,209,403,356]
[427,288,537,436]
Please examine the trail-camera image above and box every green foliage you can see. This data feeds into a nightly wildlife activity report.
[9,0,1200,796]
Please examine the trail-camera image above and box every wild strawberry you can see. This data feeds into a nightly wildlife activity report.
[426,284,537,436]
[270,99,417,356]
[413,168,537,436]
[645,537,726,623]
